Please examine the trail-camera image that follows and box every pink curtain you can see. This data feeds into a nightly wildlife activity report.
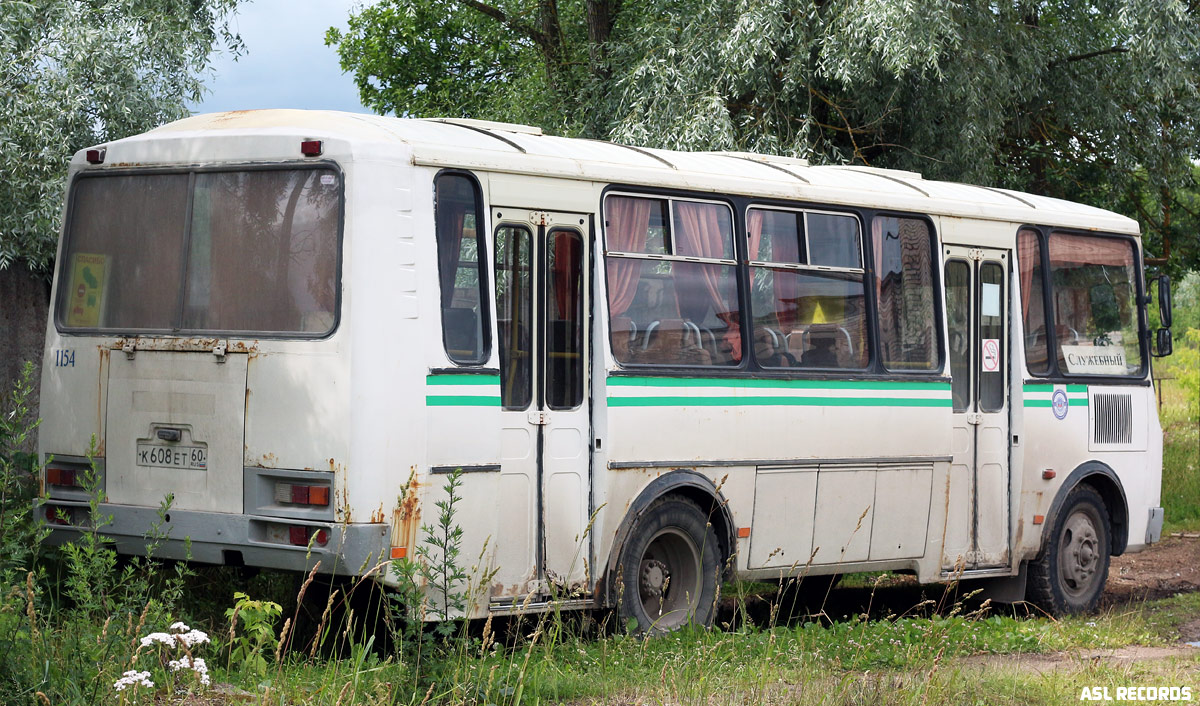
[552,231,581,316]
[605,196,652,316]
[747,209,801,330]
[1048,233,1133,268]
[747,209,764,261]
[674,202,741,361]
[1017,229,1040,319]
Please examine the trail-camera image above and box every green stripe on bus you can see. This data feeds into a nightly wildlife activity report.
[1024,399,1089,408]
[1023,383,1089,394]
[427,375,501,386]
[607,376,951,392]
[426,395,502,406]
[608,396,953,408]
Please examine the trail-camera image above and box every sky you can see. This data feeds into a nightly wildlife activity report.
[190,0,377,115]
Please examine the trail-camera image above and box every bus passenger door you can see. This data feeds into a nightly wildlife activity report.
[493,209,591,600]
[943,246,1011,570]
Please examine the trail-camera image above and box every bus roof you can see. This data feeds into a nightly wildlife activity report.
[127,109,1138,235]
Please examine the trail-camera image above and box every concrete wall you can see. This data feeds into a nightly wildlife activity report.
[1,266,50,430]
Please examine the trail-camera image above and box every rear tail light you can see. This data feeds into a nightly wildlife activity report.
[86,147,106,164]
[274,482,330,507]
[300,140,323,156]
[46,467,81,488]
[287,525,329,547]
[46,506,73,525]
[288,525,309,546]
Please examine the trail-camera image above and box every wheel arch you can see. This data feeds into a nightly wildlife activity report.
[1041,461,1129,557]
[599,469,735,606]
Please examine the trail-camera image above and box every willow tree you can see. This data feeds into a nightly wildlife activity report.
[0,0,244,273]
[330,0,1200,273]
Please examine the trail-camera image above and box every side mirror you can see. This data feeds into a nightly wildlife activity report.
[1153,327,1173,358]
[1157,274,1173,329]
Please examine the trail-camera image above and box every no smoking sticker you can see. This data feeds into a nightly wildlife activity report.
[981,338,1000,373]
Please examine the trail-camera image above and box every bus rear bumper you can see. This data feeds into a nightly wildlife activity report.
[43,501,389,576]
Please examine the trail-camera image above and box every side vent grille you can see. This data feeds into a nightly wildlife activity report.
[1093,393,1133,445]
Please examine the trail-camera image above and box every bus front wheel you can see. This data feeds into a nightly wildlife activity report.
[617,495,721,634]
[1027,485,1112,615]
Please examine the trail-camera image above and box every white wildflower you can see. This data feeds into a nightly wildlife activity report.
[169,621,190,632]
[169,655,211,687]
[140,632,176,648]
[113,670,154,692]
[175,629,210,647]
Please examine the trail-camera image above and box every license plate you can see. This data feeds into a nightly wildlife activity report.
[136,444,207,470]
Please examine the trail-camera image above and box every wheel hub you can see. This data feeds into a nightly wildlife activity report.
[641,559,670,597]
[1061,512,1101,591]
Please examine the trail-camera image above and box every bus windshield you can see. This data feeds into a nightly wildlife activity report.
[57,167,340,336]
[1048,232,1143,377]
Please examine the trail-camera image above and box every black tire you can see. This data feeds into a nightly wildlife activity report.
[1027,485,1112,615]
[616,495,722,634]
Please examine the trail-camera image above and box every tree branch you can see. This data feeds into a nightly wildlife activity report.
[460,0,553,52]
[1050,46,1128,67]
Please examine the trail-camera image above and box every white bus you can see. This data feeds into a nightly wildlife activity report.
[39,110,1173,629]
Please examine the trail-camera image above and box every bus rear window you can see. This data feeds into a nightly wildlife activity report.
[58,168,340,336]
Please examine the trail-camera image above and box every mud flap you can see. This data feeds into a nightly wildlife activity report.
[968,563,1028,604]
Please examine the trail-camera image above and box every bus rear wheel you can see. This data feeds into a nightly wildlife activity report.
[1027,485,1112,615]
[617,495,721,634]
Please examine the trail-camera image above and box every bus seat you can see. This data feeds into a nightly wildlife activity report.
[638,318,710,365]
[786,329,807,360]
[802,324,847,368]
[611,316,636,361]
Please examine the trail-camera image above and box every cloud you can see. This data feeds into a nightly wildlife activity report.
[191,0,376,115]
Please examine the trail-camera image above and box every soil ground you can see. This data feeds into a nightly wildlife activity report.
[1106,535,1200,610]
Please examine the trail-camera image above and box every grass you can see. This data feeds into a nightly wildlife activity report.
[1159,377,1200,533]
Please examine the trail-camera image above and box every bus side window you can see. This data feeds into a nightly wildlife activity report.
[1017,228,1049,375]
[872,216,938,371]
[435,173,490,365]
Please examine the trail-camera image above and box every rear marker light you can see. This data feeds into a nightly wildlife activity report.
[47,467,79,487]
[391,547,407,559]
[300,140,323,156]
[289,526,309,546]
[314,529,329,546]
[86,148,106,164]
[47,507,72,525]
[275,482,331,507]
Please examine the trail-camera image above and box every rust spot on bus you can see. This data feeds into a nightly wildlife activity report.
[391,470,423,553]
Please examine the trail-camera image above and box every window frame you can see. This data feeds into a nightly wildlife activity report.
[434,168,492,366]
[601,189,745,370]
[867,210,946,376]
[600,184,953,381]
[744,204,871,371]
[1018,225,1149,384]
[54,161,346,340]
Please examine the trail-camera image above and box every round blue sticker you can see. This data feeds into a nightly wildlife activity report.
[1052,389,1069,420]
